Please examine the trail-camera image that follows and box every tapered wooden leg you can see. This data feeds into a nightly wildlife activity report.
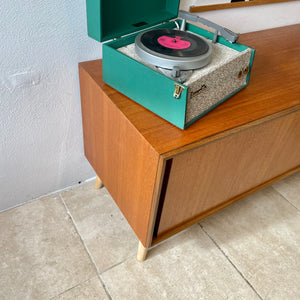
[95,176,104,189]
[137,241,148,262]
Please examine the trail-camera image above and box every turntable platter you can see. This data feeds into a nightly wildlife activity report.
[135,28,212,71]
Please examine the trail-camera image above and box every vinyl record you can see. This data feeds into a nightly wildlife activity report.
[140,29,209,57]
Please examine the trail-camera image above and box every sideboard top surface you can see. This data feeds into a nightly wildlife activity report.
[79,24,300,156]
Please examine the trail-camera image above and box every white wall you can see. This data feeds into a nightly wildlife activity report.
[0,1,100,211]
[1,1,300,211]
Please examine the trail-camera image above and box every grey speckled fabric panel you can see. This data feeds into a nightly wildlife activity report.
[118,39,241,85]
[119,43,157,70]
[186,48,252,123]
[118,39,252,125]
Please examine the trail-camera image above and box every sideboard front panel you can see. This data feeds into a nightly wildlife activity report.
[157,110,300,236]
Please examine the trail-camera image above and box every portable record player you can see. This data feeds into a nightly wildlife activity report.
[85,1,255,129]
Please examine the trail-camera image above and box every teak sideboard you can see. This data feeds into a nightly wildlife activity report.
[79,24,300,261]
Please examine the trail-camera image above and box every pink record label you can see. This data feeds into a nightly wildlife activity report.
[157,35,191,49]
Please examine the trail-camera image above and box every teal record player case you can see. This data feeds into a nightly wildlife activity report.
[85,0,255,129]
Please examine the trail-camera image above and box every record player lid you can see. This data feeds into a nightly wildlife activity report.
[86,0,180,42]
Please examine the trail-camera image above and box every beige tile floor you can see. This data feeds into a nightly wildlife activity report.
[1,171,299,300]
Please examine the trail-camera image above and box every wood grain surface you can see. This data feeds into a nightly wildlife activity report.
[79,24,300,157]
[79,66,160,246]
[189,0,298,13]
[157,110,300,236]
[79,24,300,248]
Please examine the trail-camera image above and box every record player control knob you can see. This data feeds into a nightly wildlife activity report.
[243,66,249,75]
[238,66,249,78]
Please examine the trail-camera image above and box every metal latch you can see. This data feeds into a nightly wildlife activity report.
[173,83,185,99]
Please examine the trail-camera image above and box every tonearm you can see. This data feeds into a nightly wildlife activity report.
[178,10,239,44]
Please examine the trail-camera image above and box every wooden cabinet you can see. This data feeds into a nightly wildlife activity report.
[79,24,300,260]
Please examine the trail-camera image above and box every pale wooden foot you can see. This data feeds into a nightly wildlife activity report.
[95,176,104,189]
[137,241,148,262]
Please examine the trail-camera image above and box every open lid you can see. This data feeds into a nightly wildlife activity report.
[86,0,180,42]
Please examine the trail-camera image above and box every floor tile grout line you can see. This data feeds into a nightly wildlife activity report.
[59,194,113,300]
[100,253,136,275]
[98,225,195,276]
[95,274,113,300]
[59,194,100,273]
[48,275,99,300]
[270,186,300,212]
[198,223,263,300]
